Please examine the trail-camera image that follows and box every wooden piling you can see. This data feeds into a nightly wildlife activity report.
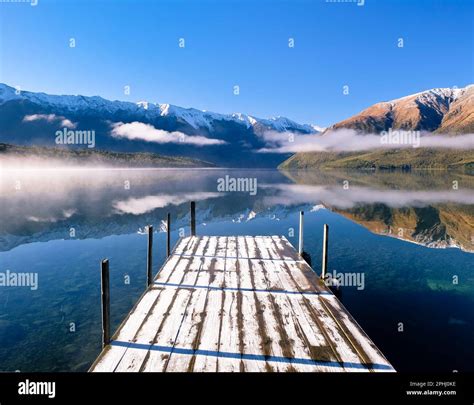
[321,224,329,279]
[298,211,304,255]
[190,201,196,236]
[100,259,110,348]
[147,225,153,287]
[166,213,171,257]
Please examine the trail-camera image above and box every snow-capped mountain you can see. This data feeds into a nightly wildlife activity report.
[0,83,322,167]
[328,84,473,134]
[143,101,319,134]
[0,83,320,134]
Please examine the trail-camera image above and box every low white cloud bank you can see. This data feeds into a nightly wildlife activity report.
[258,129,474,153]
[110,121,226,146]
[23,114,76,129]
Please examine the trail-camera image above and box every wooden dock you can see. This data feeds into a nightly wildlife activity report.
[90,235,394,372]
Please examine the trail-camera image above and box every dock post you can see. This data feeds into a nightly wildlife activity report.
[298,211,304,256]
[166,213,171,257]
[100,259,110,348]
[147,225,153,287]
[190,201,196,236]
[321,224,329,279]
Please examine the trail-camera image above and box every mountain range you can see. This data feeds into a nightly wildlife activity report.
[281,85,474,170]
[0,83,320,167]
[1,83,473,168]
[329,85,474,134]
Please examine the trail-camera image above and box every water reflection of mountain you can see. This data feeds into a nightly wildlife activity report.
[0,168,472,253]
[332,204,474,252]
[280,170,474,253]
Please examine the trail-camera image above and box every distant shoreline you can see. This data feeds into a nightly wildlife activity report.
[279,148,474,172]
[0,143,216,168]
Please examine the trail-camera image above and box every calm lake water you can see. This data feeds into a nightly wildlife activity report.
[0,168,473,372]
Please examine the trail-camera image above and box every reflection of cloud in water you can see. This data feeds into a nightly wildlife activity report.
[0,169,221,228]
[263,184,474,208]
[26,209,77,223]
[113,192,222,215]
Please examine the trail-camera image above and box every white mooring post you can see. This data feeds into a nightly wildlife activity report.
[166,213,171,258]
[147,225,153,287]
[298,211,304,256]
[321,224,329,279]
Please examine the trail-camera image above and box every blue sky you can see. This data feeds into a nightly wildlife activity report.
[0,0,472,126]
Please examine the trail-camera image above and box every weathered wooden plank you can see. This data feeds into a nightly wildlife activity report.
[270,290,334,372]
[267,236,326,293]
[216,236,228,257]
[284,260,325,292]
[260,236,282,260]
[237,236,248,259]
[319,295,393,371]
[226,236,237,259]
[164,261,212,371]
[181,235,201,256]
[166,257,194,285]
[91,236,195,373]
[195,236,210,256]
[248,259,291,372]
[197,257,225,288]
[253,236,271,260]
[236,259,253,290]
[173,237,191,255]
[115,252,203,372]
[217,289,242,371]
[238,290,268,372]
[259,260,334,372]
[178,239,209,286]
[218,237,242,372]
[155,254,182,281]
[91,287,164,372]
[272,235,298,261]
[191,289,224,372]
[264,241,379,370]
[234,258,269,371]
[164,282,210,371]
[224,260,239,288]
[142,252,207,371]
[263,241,371,372]
[245,236,257,259]
[277,270,349,363]
[142,288,194,372]
[303,294,370,371]
[255,237,377,371]
[205,235,218,257]
[161,237,200,285]
[272,260,368,371]
[113,285,180,372]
